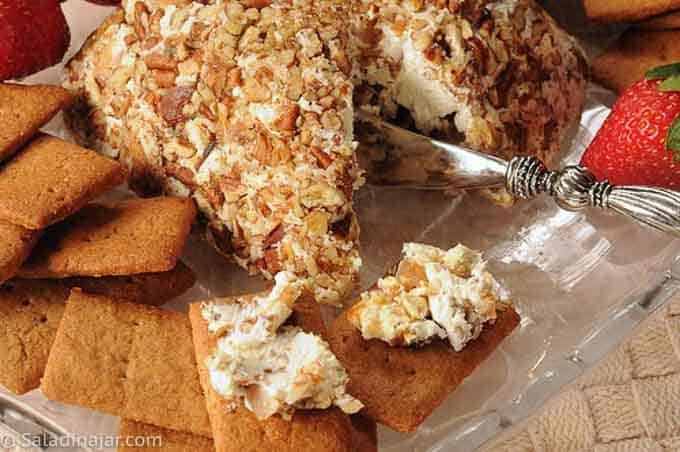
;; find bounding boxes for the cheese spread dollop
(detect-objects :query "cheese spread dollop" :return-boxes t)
[348,243,508,351]
[202,272,363,420]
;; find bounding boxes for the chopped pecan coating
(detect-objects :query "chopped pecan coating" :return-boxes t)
[65,0,362,305]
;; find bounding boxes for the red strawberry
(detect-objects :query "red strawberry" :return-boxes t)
[580,66,680,190]
[0,0,70,81]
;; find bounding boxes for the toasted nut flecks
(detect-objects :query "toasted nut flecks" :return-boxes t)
[65,0,362,306]
[311,147,333,168]
[243,0,272,8]
[144,53,176,70]
[159,86,193,126]
[152,69,176,88]
[273,104,300,131]
[243,79,271,103]
[166,163,197,188]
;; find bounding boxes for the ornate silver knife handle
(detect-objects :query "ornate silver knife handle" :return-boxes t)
[354,112,680,238]
[506,156,680,238]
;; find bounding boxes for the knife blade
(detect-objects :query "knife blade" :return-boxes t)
[355,110,508,190]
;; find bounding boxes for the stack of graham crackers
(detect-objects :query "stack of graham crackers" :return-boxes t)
[0,83,377,451]
[41,290,377,452]
[585,0,680,92]
[0,83,210,449]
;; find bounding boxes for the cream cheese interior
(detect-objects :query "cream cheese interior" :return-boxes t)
[348,243,508,351]
[394,36,462,133]
[350,0,587,164]
[201,272,363,420]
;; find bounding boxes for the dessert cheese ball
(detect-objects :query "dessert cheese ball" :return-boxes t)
[65,0,362,306]
[63,0,587,304]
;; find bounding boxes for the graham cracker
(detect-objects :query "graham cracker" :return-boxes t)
[189,294,358,452]
[0,280,67,395]
[638,9,680,29]
[19,197,197,278]
[592,29,680,93]
[118,421,216,452]
[61,261,195,304]
[0,264,195,395]
[117,415,377,452]
[584,0,680,22]
[0,133,125,230]
[0,83,73,163]
[327,307,521,432]
[41,290,212,436]
[0,221,41,284]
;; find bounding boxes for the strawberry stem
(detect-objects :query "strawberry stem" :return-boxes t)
[665,112,680,162]
[646,63,680,80]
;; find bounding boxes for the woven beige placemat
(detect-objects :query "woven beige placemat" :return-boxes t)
[482,294,680,452]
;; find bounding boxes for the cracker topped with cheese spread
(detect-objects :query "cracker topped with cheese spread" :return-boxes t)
[200,272,363,420]
[330,243,519,432]
[348,243,507,351]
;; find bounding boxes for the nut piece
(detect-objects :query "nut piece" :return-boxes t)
[273,104,299,131]
[244,79,271,103]
[311,147,333,168]
[152,69,176,88]
[254,132,272,164]
[166,163,196,188]
[144,54,176,71]
[243,0,272,8]
[159,86,194,126]
[305,211,328,235]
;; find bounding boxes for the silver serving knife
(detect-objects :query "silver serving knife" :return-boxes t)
[356,111,680,238]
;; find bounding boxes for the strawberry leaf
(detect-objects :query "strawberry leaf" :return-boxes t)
[646,63,680,80]
[665,113,680,162]
[659,75,680,92]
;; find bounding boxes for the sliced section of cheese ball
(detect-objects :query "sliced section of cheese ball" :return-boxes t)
[351,0,588,166]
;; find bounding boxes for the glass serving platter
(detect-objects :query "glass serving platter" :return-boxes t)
[5,1,680,451]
